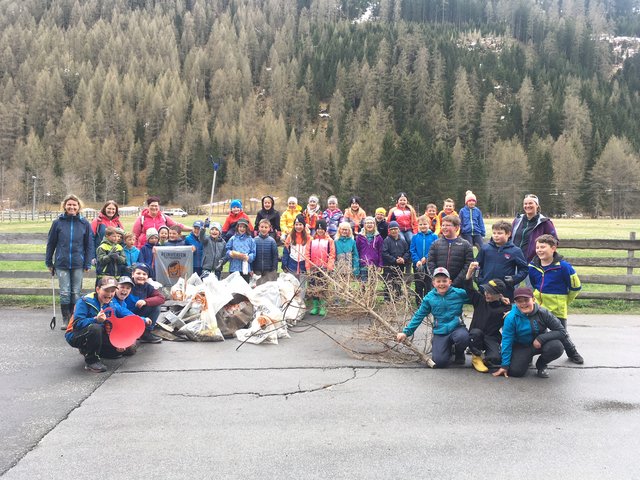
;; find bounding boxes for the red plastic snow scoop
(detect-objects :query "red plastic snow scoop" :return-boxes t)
[107,315,146,349]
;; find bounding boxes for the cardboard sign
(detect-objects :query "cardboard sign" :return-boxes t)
[154,246,193,286]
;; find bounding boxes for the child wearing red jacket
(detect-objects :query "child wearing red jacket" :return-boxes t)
[222,199,253,241]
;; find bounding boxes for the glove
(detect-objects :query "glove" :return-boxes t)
[109,252,120,261]
[504,276,514,287]
[204,218,210,228]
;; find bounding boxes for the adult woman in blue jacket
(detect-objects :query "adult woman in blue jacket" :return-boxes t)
[45,194,94,330]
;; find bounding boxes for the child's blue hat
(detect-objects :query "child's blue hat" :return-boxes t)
[230,199,242,209]
[193,220,203,228]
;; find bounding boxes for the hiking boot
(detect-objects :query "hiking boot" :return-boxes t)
[309,299,319,315]
[568,352,584,364]
[139,331,162,343]
[536,368,550,378]
[471,355,488,373]
[60,304,71,330]
[85,360,107,373]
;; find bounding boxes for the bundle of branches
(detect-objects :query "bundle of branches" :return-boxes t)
[304,263,435,367]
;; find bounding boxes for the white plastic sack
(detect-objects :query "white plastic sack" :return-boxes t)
[235,313,280,345]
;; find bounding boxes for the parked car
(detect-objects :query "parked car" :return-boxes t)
[163,208,188,217]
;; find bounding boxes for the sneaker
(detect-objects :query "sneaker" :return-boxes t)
[122,343,138,356]
[569,352,584,364]
[471,355,489,373]
[85,360,107,373]
[140,331,162,344]
[536,368,550,378]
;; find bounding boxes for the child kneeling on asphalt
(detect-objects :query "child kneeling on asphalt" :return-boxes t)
[396,267,470,368]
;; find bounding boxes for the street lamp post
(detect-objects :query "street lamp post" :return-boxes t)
[31,176,37,220]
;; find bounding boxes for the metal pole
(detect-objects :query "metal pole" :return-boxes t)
[32,176,37,220]
[208,156,220,218]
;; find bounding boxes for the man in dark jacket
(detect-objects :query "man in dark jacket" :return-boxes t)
[382,221,411,300]
[427,215,473,288]
[493,287,567,379]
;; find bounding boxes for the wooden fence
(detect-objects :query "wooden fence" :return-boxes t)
[1,232,639,299]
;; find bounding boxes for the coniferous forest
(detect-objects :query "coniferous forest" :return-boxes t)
[1,0,640,217]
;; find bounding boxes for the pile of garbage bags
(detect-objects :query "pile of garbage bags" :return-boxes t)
[156,272,306,345]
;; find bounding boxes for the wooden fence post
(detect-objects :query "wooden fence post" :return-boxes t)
[628,232,636,293]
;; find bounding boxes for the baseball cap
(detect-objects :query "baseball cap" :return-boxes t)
[482,279,506,295]
[118,276,134,286]
[193,220,203,228]
[432,267,450,278]
[514,287,534,299]
[237,218,250,227]
[98,276,119,289]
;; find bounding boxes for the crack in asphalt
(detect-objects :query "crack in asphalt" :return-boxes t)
[165,367,381,399]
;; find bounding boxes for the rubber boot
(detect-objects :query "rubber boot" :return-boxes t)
[318,300,327,316]
[471,355,489,373]
[309,298,319,315]
[60,304,71,330]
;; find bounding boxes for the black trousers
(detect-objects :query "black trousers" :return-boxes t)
[67,324,120,364]
[413,269,432,306]
[558,318,579,356]
[508,340,564,377]
[468,328,501,366]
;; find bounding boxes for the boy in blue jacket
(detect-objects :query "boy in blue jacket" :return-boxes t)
[459,190,486,250]
[66,276,150,373]
[396,267,470,368]
[410,215,438,306]
[184,220,204,275]
[476,220,529,300]
[252,219,279,285]
[226,218,256,283]
[493,287,567,379]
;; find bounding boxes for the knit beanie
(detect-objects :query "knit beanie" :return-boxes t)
[146,227,159,239]
[230,199,242,209]
[295,214,306,225]
[465,190,477,205]
[375,207,386,215]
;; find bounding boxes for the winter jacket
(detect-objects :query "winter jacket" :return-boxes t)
[305,235,336,271]
[382,235,411,271]
[138,243,156,278]
[46,213,94,271]
[387,206,418,233]
[96,239,126,279]
[91,212,124,253]
[464,278,510,337]
[529,255,581,319]
[500,303,567,368]
[410,230,438,266]
[166,239,186,247]
[427,237,473,288]
[132,209,181,248]
[376,219,389,239]
[511,213,558,262]
[434,210,460,236]
[334,236,360,275]
[356,232,383,268]
[322,208,344,238]
[459,205,486,237]
[344,208,366,234]
[199,230,227,272]
[222,211,253,241]
[65,292,135,342]
[282,232,308,274]
[124,246,140,268]
[403,286,469,337]
[184,232,203,269]
[254,196,281,239]
[426,215,438,233]
[225,232,256,273]
[252,234,278,272]
[130,281,165,311]
[281,205,303,237]
[476,239,529,299]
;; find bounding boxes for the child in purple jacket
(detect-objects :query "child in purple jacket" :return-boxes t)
[356,216,383,282]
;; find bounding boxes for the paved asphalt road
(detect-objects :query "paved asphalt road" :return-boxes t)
[2,310,639,479]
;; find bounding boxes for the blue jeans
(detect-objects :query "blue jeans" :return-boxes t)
[431,326,470,368]
[461,234,484,250]
[400,230,413,245]
[57,268,84,305]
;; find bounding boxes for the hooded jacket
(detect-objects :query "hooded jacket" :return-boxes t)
[225,232,256,273]
[403,286,469,337]
[464,278,510,336]
[427,236,473,288]
[500,303,567,368]
[222,211,253,241]
[281,205,303,237]
[476,239,529,299]
[356,231,383,267]
[410,230,438,266]
[528,254,581,319]
[199,229,227,272]
[282,231,308,274]
[334,236,360,275]
[305,234,336,271]
[132,209,180,248]
[65,292,135,343]
[511,213,557,262]
[254,195,281,238]
[46,213,94,270]
[459,205,486,237]
[387,206,418,233]
[322,208,344,238]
